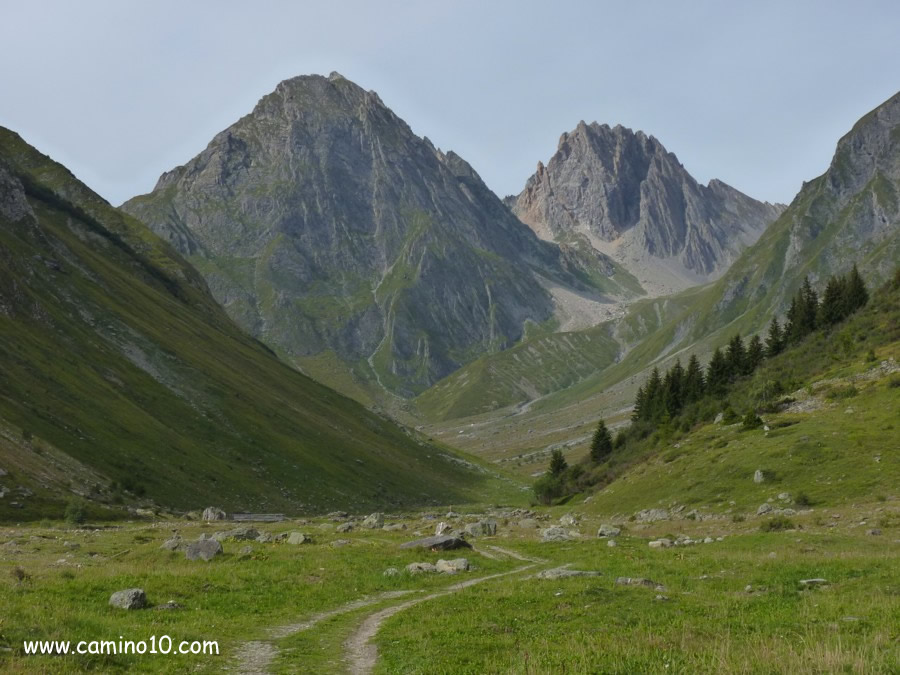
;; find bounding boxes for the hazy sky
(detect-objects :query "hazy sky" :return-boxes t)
[1,1,898,206]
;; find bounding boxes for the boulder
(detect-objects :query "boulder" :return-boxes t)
[362,512,384,529]
[212,527,260,542]
[201,507,226,521]
[383,523,406,532]
[635,508,669,523]
[648,539,672,549]
[435,521,454,536]
[464,520,497,538]
[616,577,665,591]
[753,469,765,484]
[109,588,147,610]
[286,532,312,545]
[757,503,773,515]
[336,522,354,533]
[398,535,472,551]
[185,538,223,561]
[518,518,540,529]
[799,578,828,587]
[255,532,275,543]
[559,513,579,527]
[866,528,882,536]
[597,524,621,538]
[537,567,601,580]
[607,539,617,548]
[383,567,400,577]
[406,562,436,574]
[160,535,185,551]
[435,558,470,574]
[540,527,575,542]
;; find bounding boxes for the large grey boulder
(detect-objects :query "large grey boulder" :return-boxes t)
[362,513,384,529]
[185,538,223,561]
[597,524,621,538]
[160,535,185,551]
[336,522,354,533]
[202,507,226,521]
[109,588,147,609]
[286,532,312,545]
[398,535,472,551]
[540,527,576,542]
[757,503,773,515]
[464,520,498,538]
[435,558,470,574]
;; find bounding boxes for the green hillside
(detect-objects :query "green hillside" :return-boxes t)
[0,128,511,521]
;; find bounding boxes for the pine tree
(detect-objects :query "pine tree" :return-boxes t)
[706,348,729,396]
[785,294,801,344]
[746,334,764,373]
[632,385,646,421]
[590,419,613,463]
[549,449,567,476]
[663,359,685,418]
[683,354,705,404]
[725,334,746,380]
[765,317,784,357]
[843,264,869,315]
[644,368,664,422]
[819,274,847,326]
[800,276,819,335]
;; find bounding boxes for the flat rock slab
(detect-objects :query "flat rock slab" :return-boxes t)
[537,567,602,580]
[398,535,472,551]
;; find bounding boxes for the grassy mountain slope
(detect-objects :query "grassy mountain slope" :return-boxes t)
[0,128,510,521]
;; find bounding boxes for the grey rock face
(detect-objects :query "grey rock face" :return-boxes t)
[202,507,226,521]
[512,122,784,292]
[123,75,622,397]
[185,538,223,561]
[109,588,147,609]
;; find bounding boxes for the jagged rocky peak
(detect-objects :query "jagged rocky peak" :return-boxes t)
[513,120,784,294]
[123,73,629,398]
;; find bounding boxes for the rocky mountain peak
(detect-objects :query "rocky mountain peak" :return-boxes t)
[512,121,784,294]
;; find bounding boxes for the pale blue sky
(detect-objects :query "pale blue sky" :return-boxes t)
[1,0,897,206]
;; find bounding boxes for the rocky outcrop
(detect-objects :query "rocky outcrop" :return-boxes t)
[512,122,784,294]
[122,74,627,397]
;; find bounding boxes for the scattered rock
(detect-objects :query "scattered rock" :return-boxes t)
[703,537,714,544]
[160,536,185,551]
[185,538,223,562]
[648,539,672,549]
[155,601,183,611]
[212,527,260,542]
[406,562,436,574]
[753,469,765,484]
[63,541,80,550]
[286,532,312,545]
[383,567,400,577]
[757,503,773,515]
[616,577,665,591]
[201,507,226,522]
[778,492,792,502]
[327,511,349,521]
[654,594,669,602]
[607,540,617,548]
[866,528,882,536]
[435,522,455,536]
[540,527,576,542]
[255,532,275,543]
[109,588,147,610]
[464,520,498,537]
[518,518,540,529]
[331,539,351,547]
[435,558,470,574]
[318,523,334,532]
[635,508,669,523]
[537,567,601,580]
[238,545,254,556]
[597,524,621,538]
[559,513,579,527]
[399,535,472,551]
[362,513,384,529]
[799,578,828,587]
[336,522,354,533]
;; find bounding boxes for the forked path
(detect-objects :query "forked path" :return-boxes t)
[344,563,538,674]
[232,590,417,674]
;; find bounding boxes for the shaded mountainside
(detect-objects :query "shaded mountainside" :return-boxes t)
[123,73,639,400]
[415,92,900,423]
[512,122,784,294]
[0,127,506,520]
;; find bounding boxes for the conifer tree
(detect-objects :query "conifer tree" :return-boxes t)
[632,385,646,422]
[725,334,747,380]
[644,367,663,422]
[706,347,729,396]
[549,448,567,476]
[800,276,819,335]
[819,274,847,326]
[843,263,869,314]
[663,359,685,417]
[746,334,764,373]
[590,419,613,463]
[785,294,801,344]
[765,316,784,357]
[683,354,705,404]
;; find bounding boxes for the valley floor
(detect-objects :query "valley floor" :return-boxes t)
[1,501,897,674]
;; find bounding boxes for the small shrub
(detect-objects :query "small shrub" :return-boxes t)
[11,566,30,584]
[721,403,740,425]
[866,349,877,362]
[760,516,795,532]
[825,385,858,400]
[64,499,86,525]
[742,412,764,430]
[532,474,563,506]
[794,492,813,507]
